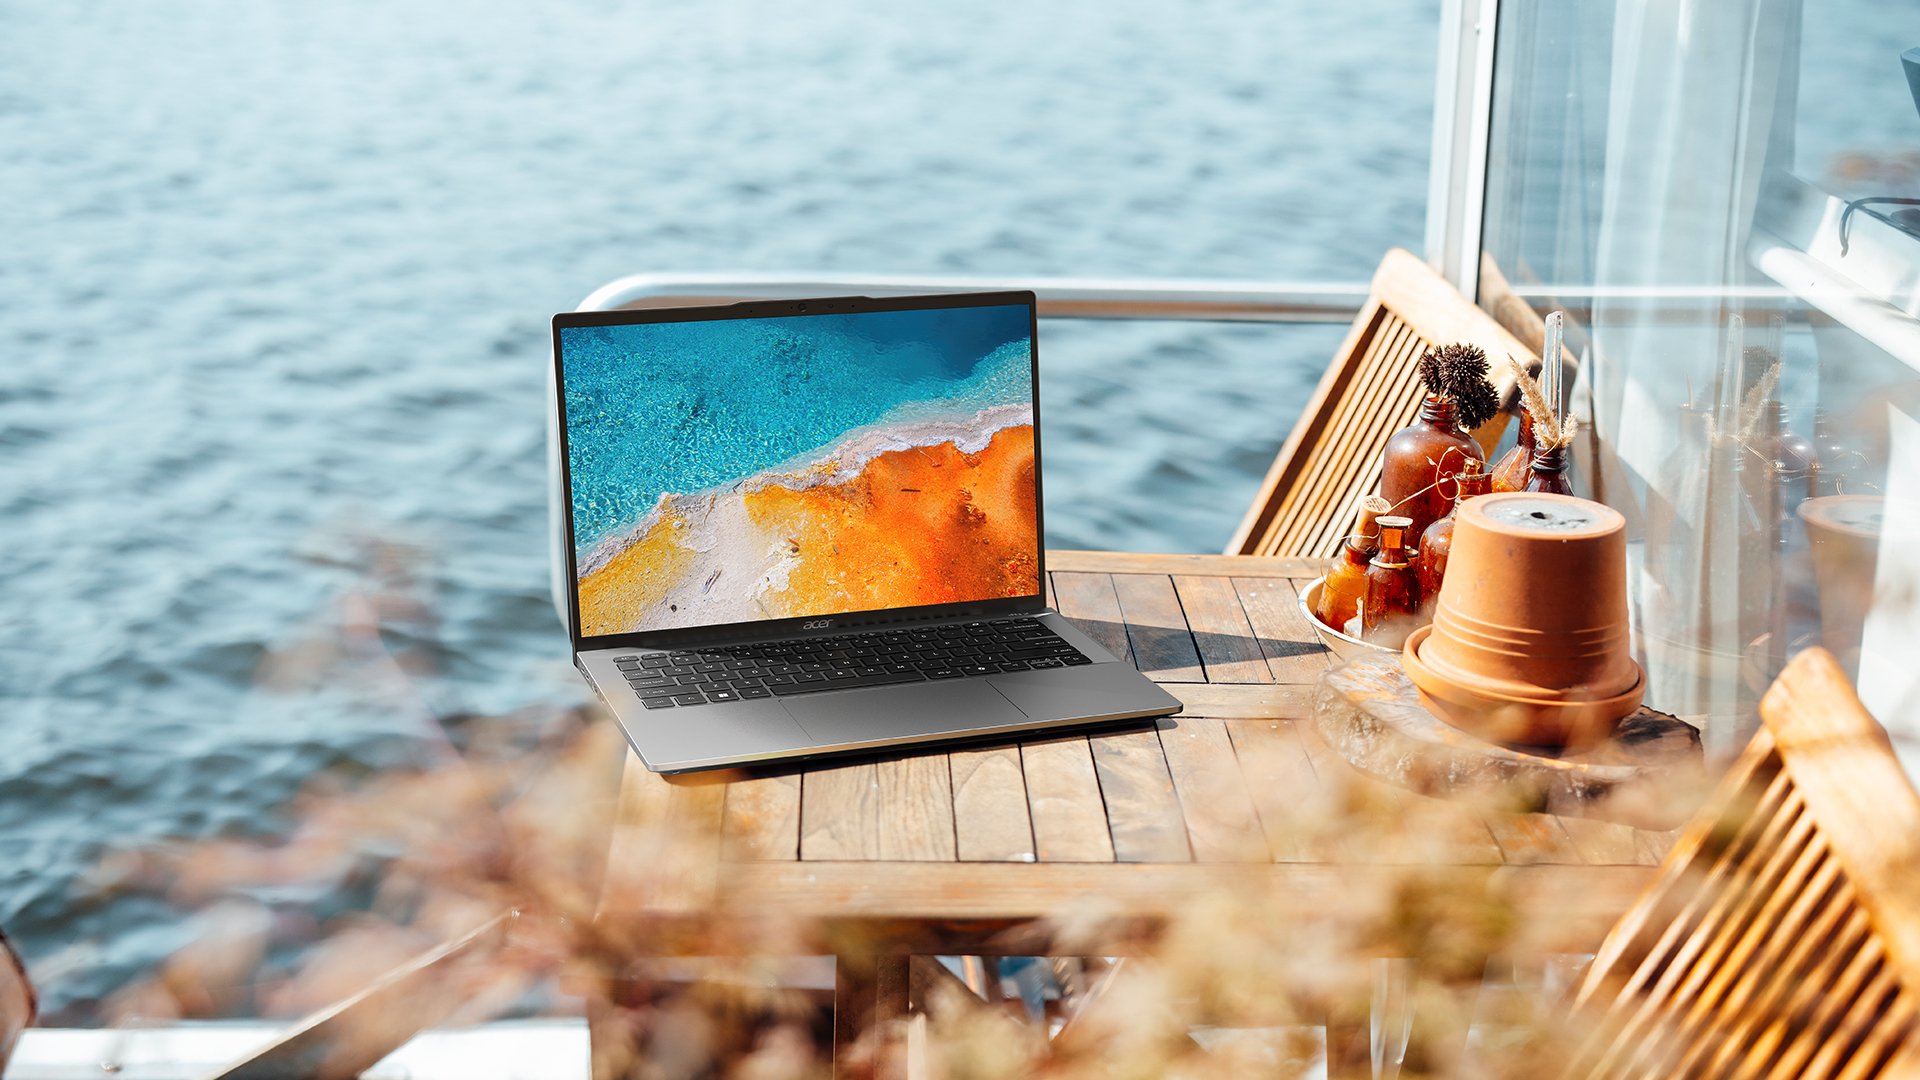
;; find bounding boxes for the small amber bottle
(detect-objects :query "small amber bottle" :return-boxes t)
[1489,408,1535,493]
[1316,495,1390,632]
[1379,395,1486,550]
[1363,516,1421,648]
[1416,460,1491,615]
[1524,445,1574,494]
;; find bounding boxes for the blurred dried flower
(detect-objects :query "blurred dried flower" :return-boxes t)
[62,523,1607,1079]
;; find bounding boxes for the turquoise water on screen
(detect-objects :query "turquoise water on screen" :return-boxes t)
[560,306,1031,556]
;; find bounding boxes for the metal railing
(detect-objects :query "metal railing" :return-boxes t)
[577,271,1372,323]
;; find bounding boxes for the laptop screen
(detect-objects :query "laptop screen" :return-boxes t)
[554,294,1040,641]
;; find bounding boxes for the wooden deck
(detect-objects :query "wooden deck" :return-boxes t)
[598,550,1671,954]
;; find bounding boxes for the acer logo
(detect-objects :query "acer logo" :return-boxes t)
[803,619,833,629]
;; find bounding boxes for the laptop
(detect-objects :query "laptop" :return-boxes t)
[550,290,1182,773]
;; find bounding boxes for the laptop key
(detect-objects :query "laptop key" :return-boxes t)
[672,693,709,706]
[766,669,925,696]
[738,687,772,699]
[706,689,741,703]
[637,684,681,698]
[642,698,676,709]
[1004,646,1077,662]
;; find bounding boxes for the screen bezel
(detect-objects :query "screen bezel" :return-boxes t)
[551,290,1045,651]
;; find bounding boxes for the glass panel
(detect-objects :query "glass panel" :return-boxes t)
[1,1,1431,1020]
[1484,0,1920,767]
[1040,319,1350,553]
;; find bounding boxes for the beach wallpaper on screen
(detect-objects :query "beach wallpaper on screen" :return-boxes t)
[561,305,1039,635]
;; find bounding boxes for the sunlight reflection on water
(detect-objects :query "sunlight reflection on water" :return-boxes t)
[0,0,1433,1016]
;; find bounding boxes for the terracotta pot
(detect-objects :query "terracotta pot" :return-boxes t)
[1402,492,1644,747]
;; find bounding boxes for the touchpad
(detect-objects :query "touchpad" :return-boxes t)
[785,679,1030,747]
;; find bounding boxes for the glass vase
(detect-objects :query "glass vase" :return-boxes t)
[1379,394,1486,550]
[1416,463,1492,616]
[1523,446,1574,495]
[1315,497,1387,632]
[1489,408,1536,493]
[1363,516,1421,648]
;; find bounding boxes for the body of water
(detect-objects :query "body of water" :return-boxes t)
[0,0,1435,1017]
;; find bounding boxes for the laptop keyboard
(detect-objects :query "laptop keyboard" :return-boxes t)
[609,616,1094,709]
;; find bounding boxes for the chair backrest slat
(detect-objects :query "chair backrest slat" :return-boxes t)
[1226,249,1529,560]
[1568,648,1920,1080]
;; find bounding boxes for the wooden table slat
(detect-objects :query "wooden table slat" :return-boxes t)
[1107,574,1206,683]
[599,758,676,914]
[801,762,880,860]
[1484,813,1587,866]
[876,755,959,862]
[1050,572,1135,667]
[1289,715,1423,864]
[664,779,729,902]
[1554,814,1649,867]
[1048,550,1321,579]
[1021,735,1116,862]
[1089,728,1194,863]
[950,745,1037,862]
[1222,719,1337,862]
[716,861,1657,956]
[1232,576,1334,684]
[602,760,728,914]
[1169,682,1311,718]
[722,773,802,861]
[1392,791,1505,866]
[1157,717,1272,863]
[1635,827,1681,865]
[1171,575,1275,685]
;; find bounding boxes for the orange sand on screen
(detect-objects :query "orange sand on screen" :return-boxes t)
[575,424,1039,633]
[745,425,1038,613]
[576,515,695,636]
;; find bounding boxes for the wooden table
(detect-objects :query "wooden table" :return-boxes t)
[595,551,1675,1059]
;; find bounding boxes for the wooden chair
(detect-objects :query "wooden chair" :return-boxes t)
[1224,248,1534,560]
[0,927,35,1078]
[1566,647,1920,1079]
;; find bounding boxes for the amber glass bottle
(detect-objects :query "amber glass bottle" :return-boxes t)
[1316,495,1389,633]
[1523,446,1574,494]
[1416,461,1491,615]
[1489,408,1535,493]
[1380,395,1485,550]
[1363,516,1421,648]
